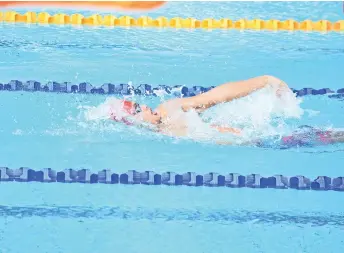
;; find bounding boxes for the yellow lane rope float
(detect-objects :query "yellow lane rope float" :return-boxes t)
[1,11,344,32]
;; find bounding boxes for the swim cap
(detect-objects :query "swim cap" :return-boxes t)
[122,100,137,115]
[110,100,141,125]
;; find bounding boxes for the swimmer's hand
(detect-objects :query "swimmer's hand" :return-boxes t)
[276,80,292,98]
[264,75,292,98]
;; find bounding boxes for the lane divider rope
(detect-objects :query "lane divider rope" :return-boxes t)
[1,11,344,32]
[0,167,343,191]
[0,80,343,98]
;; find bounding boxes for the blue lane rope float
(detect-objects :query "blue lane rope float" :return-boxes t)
[0,80,343,98]
[0,167,343,191]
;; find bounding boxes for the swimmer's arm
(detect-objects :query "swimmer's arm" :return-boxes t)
[136,122,161,133]
[142,121,241,138]
[137,122,179,137]
[216,140,254,146]
[180,75,290,112]
[210,124,241,134]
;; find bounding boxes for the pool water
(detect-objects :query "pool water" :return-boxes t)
[1,1,344,253]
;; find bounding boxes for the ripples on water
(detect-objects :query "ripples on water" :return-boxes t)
[0,205,342,227]
[0,3,343,252]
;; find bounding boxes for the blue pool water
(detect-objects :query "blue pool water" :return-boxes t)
[1,2,344,253]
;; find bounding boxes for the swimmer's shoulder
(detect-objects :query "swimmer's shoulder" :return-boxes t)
[156,123,188,137]
[155,98,184,118]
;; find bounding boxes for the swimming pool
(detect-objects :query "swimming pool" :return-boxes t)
[1,1,344,253]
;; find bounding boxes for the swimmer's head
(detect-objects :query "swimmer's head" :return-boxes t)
[133,104,161,125]
[111,100,161,125]
[122,100,142,115]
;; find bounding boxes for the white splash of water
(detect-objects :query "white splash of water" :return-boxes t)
[199,85,304,143]
[83,97,126,121]
[81,84,304,144]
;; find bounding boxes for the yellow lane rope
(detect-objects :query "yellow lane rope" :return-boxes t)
[1,11,344,32]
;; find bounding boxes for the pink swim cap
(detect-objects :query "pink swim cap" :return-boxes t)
[110,100,141,125]
[122,100,137,115]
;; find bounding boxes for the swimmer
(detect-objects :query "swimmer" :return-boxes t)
[105,75,344,147]
[108,75,290,136]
